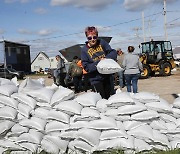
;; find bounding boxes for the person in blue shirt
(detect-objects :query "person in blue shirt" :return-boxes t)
[81,26,117,99]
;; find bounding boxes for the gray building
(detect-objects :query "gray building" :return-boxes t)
[0,40,31,73]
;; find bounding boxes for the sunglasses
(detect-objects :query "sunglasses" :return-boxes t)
[87,36,97,40]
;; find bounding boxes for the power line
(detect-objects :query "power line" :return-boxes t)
[19,11,163,44]
[167,17,180,24]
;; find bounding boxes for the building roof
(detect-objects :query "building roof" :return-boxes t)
[31,52,49,64]
[0,40,30,47]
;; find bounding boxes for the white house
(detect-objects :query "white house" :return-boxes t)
[49,57,57,69]
[31,52,50,72]
[173,47,180,60]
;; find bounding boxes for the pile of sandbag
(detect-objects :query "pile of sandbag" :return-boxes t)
[0,77,180,154]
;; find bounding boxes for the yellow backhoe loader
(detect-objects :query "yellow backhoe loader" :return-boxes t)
[140,40,176,79]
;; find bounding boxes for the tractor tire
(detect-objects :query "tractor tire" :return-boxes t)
[140,65,150,79]
[160,62,171,76]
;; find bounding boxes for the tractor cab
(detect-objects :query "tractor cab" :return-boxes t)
[141,41,173,63]
[140,40,176,79]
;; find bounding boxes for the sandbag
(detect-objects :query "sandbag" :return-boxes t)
[97,58,122,74]
[51,86,75,106]
[75,92,102,107]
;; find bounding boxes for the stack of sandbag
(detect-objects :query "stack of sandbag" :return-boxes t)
[1,77,180,154]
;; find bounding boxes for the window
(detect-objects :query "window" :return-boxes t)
[34,66,40,69]
[8,47,11,56]
[16,48,21,54]
[24,49,27,55]
[164,42,172,51]
[38,57,44,60]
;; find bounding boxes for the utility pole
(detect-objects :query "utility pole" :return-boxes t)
[147,19,152,41]
[142,11,146,42]
[164,0,168,40]
[133,27,142,38]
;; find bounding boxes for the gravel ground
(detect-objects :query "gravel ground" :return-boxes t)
[25,69,180,104]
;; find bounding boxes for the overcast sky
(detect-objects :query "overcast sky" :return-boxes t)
[0,0,180,60]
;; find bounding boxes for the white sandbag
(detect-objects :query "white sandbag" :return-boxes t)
[73,107,100,121]
[18,142,38,153]
[11,93,37,109]
[0,106,17,120]
[11,123,29,134]
[176,118,180,128]
[115,115,131,121]
[0,147,7,154]
[18,77,45,93]
[45,121,69,133]
[150,119,167,130]
[131,92,160,103]
[123,120,146,131]
[0,95,18,109]
[16,129,44,144]
[127,124,154,141]
[0,84,18,96]
[107,92,134,107]
[75,92,102,107]
[0,104,4,108]
[18,103,32,118]
[30,107,50,120]
[131,110,159,121]
[41,138,59,154]
[0,77,15,85]
[161,128,180,135]
[145,101,172,113]
[170,140,180,149]
[69,120,89,130]
[134,138,152,152]
[0,139,25,150]
[152,129,170,148]
[43,135,69,153]
[88,116,118,130]
[96,99,108,112]
[116,121,126,130]
[167,134,180,141]
[165,122,177,130]
[97,136,134,151]
[47,109,70,124]
[118,104,147,115]
[36,101,51,109]
[53,100,83,115]
[26,87,54,103]
[76,128,101,146]
[17,113,26,120]
[97,58,122,74]
[0,120,15,135]
[10,150,35,154]
[19,117,46,131]
[68,139,94,153]
[150,144,169,151]
[100,129,127,140]
[51,86,75,106]
[45,83,59,91]
[159,113,177,123]
[173,97,180,108]
[60,130,77,139]
[104,108,119,117]
[172,108,180,118]
[11,77,19,86]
